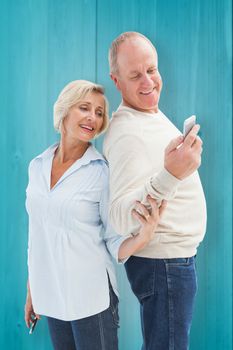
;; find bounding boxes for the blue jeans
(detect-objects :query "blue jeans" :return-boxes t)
[125,256,197,350]
[47,283,119,350]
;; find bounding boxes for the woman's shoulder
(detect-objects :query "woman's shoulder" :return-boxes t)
[86,146,109,184]
[28,143,57,171]
[88,145,108,168]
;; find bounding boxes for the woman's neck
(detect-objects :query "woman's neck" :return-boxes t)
[55,137,90,164]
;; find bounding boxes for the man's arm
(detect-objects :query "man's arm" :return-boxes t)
[99,167,167,261]
[105,125,202,236]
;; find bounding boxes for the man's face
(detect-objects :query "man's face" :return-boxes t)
[111,37,162,114]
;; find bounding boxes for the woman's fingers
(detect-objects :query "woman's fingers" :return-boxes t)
[159,200,167,217]
[132,209,147,224]
[25,297,38,328]
[25,309,34,327]
[133,197,167,225]
[147,196,159,219]
[135,201,151,220]
[25,315,30,328]
[25,310,40,328]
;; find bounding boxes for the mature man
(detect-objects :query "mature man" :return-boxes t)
[103,32,207,350]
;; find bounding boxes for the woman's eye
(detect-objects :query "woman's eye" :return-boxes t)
[79,106,88,111]
[96,111,103,117]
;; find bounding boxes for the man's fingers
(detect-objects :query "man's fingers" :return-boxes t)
[165,135,184,154]
[183,124,200,147]
[192,135,203,151]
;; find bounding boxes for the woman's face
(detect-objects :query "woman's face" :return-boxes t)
[62,91,105,142]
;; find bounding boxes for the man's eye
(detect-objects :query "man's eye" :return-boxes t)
[148,68,157,74]
[130,75,139,80]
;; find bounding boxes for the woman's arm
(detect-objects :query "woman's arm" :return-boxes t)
[24,280,40,328]
[100,166,167,262]
[118,196,167,260]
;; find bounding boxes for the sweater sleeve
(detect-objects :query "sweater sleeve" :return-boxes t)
[104,133,181,236]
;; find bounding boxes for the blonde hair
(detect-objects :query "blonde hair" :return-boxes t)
[53,80,109,135]
[109,31,156,75]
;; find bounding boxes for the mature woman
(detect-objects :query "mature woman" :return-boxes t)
[24,80,166,350]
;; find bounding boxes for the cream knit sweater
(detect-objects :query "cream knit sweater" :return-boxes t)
[103,104,207,258]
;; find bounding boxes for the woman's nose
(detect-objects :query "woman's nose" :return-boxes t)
[87,110,95,121]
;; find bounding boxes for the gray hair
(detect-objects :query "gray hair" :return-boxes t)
[53,80,109,135]
[109,31,156,75]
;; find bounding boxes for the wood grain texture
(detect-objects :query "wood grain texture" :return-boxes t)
[0,0,232,349]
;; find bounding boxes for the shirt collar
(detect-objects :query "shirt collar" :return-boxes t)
[35,142,106,165]
[36,142,106,192]
[116,102,161,117]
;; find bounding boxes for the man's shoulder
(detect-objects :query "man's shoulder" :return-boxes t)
[112,104,144,121]
[106,106,143,136]
[104,115,142,150]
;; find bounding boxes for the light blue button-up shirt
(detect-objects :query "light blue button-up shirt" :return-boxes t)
[26,143,129,321]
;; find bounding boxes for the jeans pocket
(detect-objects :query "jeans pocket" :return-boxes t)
[125,256,155,302]
[165,256,198,298]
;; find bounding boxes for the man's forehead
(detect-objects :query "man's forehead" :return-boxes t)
[118,42,157,67]
[119,36,157,54]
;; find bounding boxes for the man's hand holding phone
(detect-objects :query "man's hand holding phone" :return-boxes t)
[164,115,203,180]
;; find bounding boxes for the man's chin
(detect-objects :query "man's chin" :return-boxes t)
[140,100,159,113]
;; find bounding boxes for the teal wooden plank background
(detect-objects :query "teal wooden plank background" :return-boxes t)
[0,0,232,349]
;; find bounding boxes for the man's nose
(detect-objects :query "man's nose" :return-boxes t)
[141,74,154,87]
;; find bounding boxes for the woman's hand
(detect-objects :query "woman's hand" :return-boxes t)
[132,195,167,245]
[24,284,40,328]
[118,196,167,260]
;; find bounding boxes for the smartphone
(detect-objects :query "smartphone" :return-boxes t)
[29,318,38,334]
[183,115,196,138]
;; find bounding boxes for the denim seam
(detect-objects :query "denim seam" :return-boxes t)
[98,313,106,350]
[109,286,120,327]
[110,306,120,328]
[165,262,175,350]
[164,258,191,266]
[153,259,156,293]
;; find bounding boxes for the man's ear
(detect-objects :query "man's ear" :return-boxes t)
[110,73,121,91]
